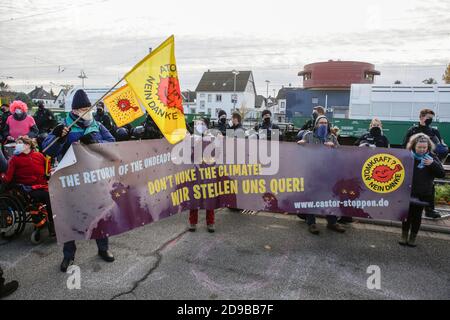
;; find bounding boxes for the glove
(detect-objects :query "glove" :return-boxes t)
[52,124,70,138]
[79,133,97,145]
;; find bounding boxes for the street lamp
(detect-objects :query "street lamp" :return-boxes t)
[265,80,270,98]
[232,70,239,112]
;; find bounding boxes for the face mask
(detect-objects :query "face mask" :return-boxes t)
[425,118,433,126]
[15,109,24,116]
[76,110,93,121]
[370,127,382,137]
[317,124,328,139]
[97,109,104,114]
[14,143,25,155]
[196,124,207,134]
[38,105,45,109]
[263,117,271,124]
[312,111,319,120]
[220,117,227,124]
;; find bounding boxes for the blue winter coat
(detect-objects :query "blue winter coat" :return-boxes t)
[43,114,115,161]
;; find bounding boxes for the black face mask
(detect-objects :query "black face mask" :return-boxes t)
[220,118,226,124]
[38,105,45,110]
[370,127,382,137]
[425,118,433,127]
[263,117,271,124]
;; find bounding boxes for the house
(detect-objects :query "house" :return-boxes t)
[28,86,56,107]
[54,88,71,109]
[181,90,197,114]
[255,95,266,109]
[195,70,257,119]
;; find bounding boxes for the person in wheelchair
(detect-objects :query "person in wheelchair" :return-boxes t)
[0,136,55,237]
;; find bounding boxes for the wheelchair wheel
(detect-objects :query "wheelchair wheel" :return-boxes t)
[0,194,27,239]
[31,229,42,244]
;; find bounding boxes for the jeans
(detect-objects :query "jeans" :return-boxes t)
[63,238,109,260]
[306,214,338,226]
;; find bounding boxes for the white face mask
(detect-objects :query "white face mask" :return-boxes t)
[76,110,93,121]
[196,124,207,134]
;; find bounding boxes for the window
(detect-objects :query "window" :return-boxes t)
[208,94,212,102]
[191,108,196,114]
[200,94,205,98]
[312,98,319,104]
[231,94,238,103]
[280,101,286,109]
[216,94,222,102]
[207,108,212,115]
[200,101,205,109]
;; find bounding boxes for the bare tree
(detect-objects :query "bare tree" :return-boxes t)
[0,82,10,92]
[443,64,450,84]
[422,78,437,85]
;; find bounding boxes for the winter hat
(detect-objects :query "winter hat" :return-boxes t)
[10,100,28,114]
[262,109,272,118]
[218,110,227,118]
[315,115,328,126]
[72,89,91,110]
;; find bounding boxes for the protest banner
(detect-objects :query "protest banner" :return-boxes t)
[49,138,413,243]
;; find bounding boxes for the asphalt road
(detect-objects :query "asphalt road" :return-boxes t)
[1,209,449,300]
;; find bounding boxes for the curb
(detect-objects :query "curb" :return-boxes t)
[355,218,450,235]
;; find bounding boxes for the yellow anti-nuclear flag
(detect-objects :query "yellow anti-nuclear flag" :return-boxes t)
[103,84,144,127]
[125,35,186,144]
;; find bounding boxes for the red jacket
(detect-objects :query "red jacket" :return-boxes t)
[1,151,48,188]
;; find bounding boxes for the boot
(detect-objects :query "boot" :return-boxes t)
[207,224,215,233]
[399,230,409,246]
[327,223,346,233]
[60,258,74,273]
[98,250,115,262]
[407,233,418,247]
[308,224,320,235]
[0,276,19,299]
[188,224,197,232]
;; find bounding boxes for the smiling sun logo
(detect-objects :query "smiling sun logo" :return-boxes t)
[362,154,405,194]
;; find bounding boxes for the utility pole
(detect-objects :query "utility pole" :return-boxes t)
[265,80,270,97]
[232,70,239,112]
[78,70,87,88]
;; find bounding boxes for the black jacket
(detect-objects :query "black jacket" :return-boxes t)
[0,147,7,173]
[34,108,56,133]
[355,133,389,148]
[215,121,230,136]
[411,154,445,197]
[142,115,163,139]
[301,119,314,131]
[94,112,114,132]
[254,121,282,141]
[0,111,11,138]
[403,124,442,147]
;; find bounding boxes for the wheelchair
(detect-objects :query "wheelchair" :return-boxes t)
[0,184,51,244]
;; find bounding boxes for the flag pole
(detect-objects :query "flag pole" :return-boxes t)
[42,76,125,153]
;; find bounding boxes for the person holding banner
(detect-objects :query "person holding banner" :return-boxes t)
[189,117,216,233]
[215,110,230,136]
[401,133,445,247]
[355,118,390,148]
[42,89,116,272]
[297,115,346,235]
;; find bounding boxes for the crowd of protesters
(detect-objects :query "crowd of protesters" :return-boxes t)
[0,92,447,298]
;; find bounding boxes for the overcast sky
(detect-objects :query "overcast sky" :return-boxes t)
[0,0,449,95]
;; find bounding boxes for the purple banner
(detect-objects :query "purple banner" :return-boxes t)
[49,138,413,243]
